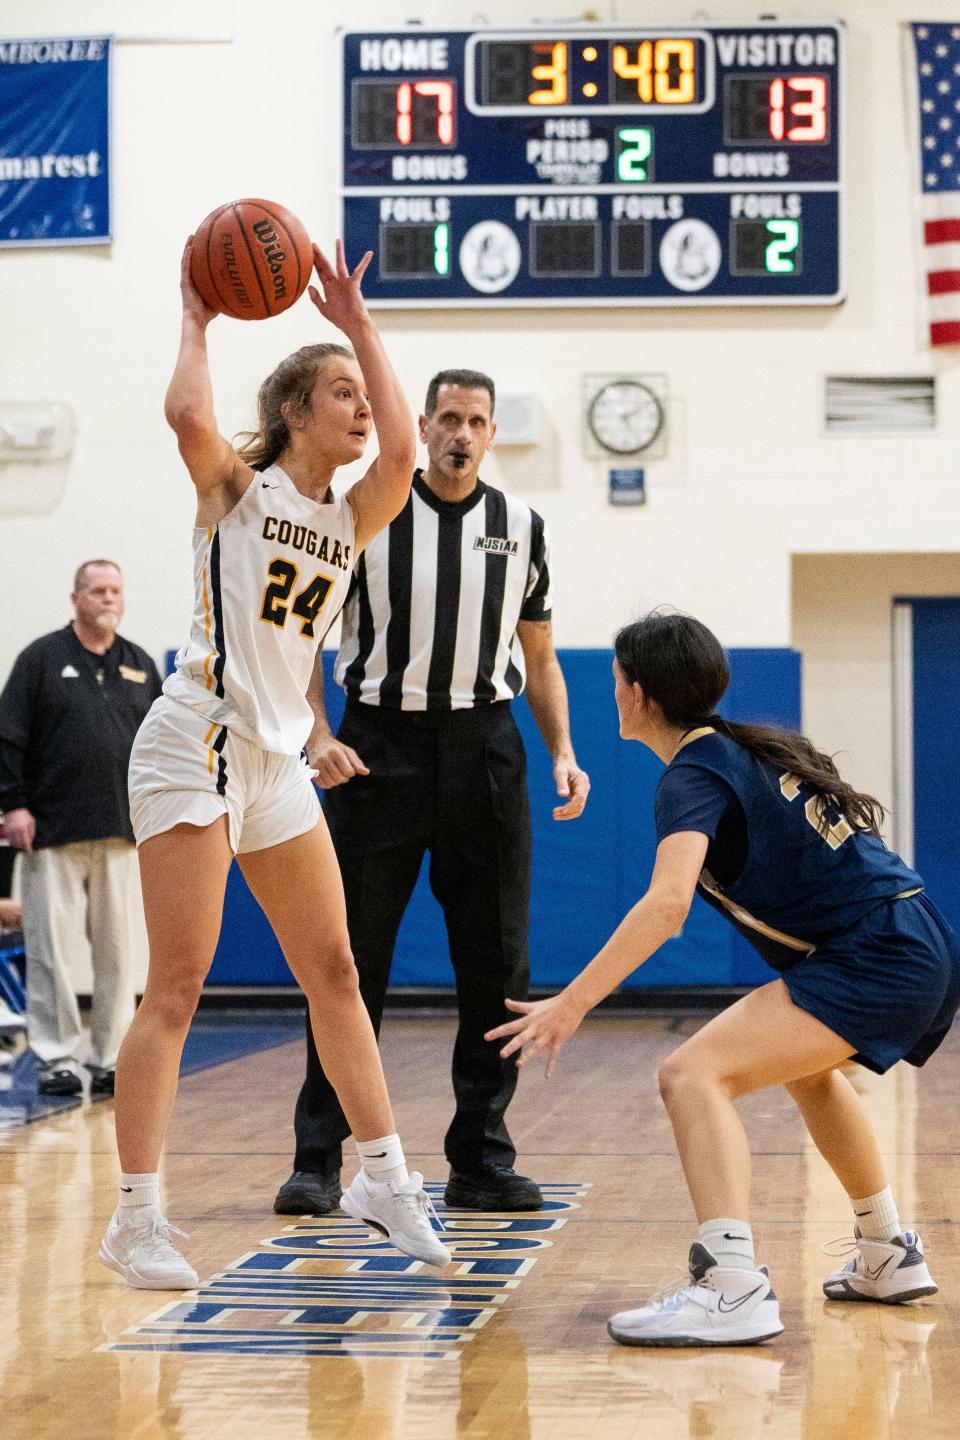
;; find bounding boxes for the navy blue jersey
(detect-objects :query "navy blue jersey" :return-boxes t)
[654,728,924,970]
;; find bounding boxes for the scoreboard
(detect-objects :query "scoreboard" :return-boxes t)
[339,24,844,308]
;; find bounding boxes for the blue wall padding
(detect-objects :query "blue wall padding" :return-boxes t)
[910,600,960,936]
[208,647,800,989]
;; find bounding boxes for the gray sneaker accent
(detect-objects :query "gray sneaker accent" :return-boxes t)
[893,1236,926,1269]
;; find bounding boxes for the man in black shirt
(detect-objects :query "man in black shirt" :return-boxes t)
[274,369,590,1215]
[0,560,161,1094]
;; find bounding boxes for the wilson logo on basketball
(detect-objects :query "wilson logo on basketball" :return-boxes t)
[252,219,288,303]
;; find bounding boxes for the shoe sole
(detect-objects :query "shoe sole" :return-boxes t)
[273,1194,342,1216]
[823,1279,939,1304]
[340,1191,451,1268]
[608,1319,784,1347]
[98,1237,198,1291]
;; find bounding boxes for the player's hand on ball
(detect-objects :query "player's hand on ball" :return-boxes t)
[309,736,370,788]
[309,240,373,334]
[180,238,219,327]
[486,993,586,1077]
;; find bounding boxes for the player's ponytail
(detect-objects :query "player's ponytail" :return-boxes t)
[234,343,354,470]
[614,610,885,835]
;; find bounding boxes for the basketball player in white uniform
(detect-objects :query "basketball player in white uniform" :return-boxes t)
[99,238,450,1289]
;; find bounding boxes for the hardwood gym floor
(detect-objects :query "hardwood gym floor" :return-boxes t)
[1,1012,956,1439]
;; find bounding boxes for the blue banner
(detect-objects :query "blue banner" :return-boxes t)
[0,35,110,247]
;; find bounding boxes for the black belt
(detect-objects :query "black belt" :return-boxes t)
[344,697,513,735]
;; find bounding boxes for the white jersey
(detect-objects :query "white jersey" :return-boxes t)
[163,463,356,754]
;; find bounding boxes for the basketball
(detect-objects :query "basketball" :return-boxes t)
[190,198,313,320]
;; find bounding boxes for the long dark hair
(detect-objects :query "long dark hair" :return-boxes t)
[614,610,885,835]
[234,343,354,470]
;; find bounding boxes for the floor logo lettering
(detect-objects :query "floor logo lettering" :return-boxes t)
[100,1183,589,1359]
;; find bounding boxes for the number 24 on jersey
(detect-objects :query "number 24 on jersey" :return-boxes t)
[260,559,334,639]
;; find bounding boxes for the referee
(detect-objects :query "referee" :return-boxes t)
[275,368,590,1215]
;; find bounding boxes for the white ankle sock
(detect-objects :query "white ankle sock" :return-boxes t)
[699,1218,756,1270]
[356,1134,409,1186]
[851,1187,900,1242]
[118,1172,161,1218]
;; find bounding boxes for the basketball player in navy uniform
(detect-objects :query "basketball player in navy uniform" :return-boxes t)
[99,239,450,1290]
[274,368,590,1218]
[489,610,960,1346]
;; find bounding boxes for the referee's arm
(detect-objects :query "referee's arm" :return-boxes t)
[517,619,590,821]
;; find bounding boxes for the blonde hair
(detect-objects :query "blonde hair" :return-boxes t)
[234,343,354,470]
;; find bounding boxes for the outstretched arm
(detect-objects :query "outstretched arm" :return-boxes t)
[517,619,590,820]
[165,239,252,499]
[486,830,708,1075]
[308,242,416,553]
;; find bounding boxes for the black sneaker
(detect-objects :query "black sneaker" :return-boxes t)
[88,1066,116,1096]
[36,1062,82,1096]
[444,1165,542,1211]
[273,1170,342,1215]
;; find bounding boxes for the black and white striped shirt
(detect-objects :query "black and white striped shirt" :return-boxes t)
[336,471,552,711]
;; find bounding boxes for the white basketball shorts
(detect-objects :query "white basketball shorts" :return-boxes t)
[128,697,320,854]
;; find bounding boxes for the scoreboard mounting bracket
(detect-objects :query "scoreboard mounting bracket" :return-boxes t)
[340,22,844,308]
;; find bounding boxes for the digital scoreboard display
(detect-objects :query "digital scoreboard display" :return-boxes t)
[340,25,843,307]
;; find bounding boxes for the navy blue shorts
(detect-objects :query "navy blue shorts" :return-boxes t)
[780,893,960,1074]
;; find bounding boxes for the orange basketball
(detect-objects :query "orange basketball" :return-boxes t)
[190,199,314,320]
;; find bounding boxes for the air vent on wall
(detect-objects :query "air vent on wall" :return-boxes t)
[824,376,936,433]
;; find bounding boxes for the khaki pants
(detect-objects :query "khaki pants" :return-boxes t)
[19,840,139,1068]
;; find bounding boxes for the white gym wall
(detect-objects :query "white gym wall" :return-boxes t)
[2,0,958,813]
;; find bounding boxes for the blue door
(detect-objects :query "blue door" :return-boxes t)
[906,598,960,933]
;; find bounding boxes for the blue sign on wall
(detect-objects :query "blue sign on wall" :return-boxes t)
[0,35,111,247]
[340,24,843,307]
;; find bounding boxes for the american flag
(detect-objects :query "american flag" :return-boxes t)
[908,23,960,345]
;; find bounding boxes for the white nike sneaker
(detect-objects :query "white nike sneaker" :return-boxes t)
[823,1230,938,1304]
[340,1170,452,1267]
[608,1244,783,1347]
[98,1208,199,1290]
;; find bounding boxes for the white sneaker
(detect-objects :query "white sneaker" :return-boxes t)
[340,1170,452,1267]
[98,1208,199,1290]
[823,1230,938,1304]
[608,1244,784,1347]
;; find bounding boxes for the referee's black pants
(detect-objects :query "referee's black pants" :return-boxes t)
[294,699,532,1176]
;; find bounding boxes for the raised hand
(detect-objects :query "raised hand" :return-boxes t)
[308,239,373,337]
[180,237,219,327]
